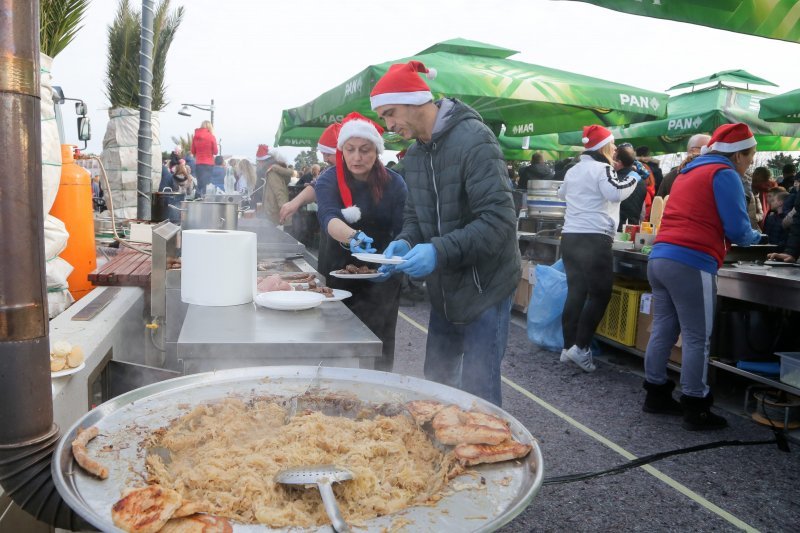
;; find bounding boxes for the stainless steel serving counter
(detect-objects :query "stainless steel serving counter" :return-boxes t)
[717,265,800,312]
[177,300,381,373]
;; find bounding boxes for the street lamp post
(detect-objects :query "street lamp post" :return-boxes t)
[178,98,215,125]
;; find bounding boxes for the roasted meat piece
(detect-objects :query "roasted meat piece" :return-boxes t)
[432,405,511,445]
[405,400,446,425]
[71,426,109,479]
[111,485,182,533]
[454,440,532,466]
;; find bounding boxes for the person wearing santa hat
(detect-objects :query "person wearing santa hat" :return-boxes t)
[279,122,341,225]
[371,61,520,406]
[314,112,407,372]
[644,123,761,431]
[557,125,639,373]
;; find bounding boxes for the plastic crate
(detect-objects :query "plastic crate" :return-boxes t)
[777,352,800,389]
[596,281,650,346]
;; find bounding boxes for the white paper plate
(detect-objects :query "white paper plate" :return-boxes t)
[611,240,635,250]
[51,362,85,378]
[352,253,406,265]
[254,291,326,311]
[329,270,382,279]
[322,289,352,302]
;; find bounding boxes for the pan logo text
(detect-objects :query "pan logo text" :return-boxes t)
[620,94,661,111]
[668,117,703,131]
[344,77,363,97]
[511,123,535,135]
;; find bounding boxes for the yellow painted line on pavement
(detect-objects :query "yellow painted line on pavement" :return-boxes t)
[397,311,759,533]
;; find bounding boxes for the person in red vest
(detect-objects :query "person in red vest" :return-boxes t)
[642,123,761,431]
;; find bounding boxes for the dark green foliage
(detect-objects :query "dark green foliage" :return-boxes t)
[105,0,184,111]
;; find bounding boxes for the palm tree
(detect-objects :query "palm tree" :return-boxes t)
[40,0,91,58]
[171,133,193,155]
[105,0,184,111]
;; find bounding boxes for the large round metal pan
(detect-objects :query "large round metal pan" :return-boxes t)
[52,366,543,532]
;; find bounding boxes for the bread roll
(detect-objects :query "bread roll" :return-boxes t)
[51,355,67,372]
[52,340,72,358]
[67,345,85,368]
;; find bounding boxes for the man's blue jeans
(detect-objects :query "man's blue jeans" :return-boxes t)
[423,293,513,406]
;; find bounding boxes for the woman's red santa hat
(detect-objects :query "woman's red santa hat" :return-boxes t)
[701,123,756,154]
[370,60,437,110]
[317,123,342,155]
[256,144,270,160]
[336,112,385,224]
[581,125,614,151]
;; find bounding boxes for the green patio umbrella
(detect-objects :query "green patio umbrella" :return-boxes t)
[499,132,582,161]
[274,117,579,161]
[758,88,800,123]
[667,69,778,91]
[566,0,800,44]
[275,38,668,144]
[558,85,800,153]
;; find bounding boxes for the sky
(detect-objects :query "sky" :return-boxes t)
[52,0,800,163]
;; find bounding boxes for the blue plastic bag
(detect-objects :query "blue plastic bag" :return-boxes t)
[527,259,567,352]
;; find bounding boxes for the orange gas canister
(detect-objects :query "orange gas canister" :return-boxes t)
[49,145,97,301]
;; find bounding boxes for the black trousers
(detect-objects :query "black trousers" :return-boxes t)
[560,233,614,349]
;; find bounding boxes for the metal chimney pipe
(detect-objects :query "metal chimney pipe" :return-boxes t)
[136,0,155,220]
[0,1,89,529]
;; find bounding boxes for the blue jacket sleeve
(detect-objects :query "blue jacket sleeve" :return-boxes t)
[314,168,343,233]
[712,168,762,246]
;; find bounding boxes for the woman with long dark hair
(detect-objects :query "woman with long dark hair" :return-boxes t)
[557,125,639,372]
[315,112,407,371]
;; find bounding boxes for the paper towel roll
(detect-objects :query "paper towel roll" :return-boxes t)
[181,229,256,306]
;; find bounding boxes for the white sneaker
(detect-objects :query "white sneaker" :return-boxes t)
[565,345,596,373]
[560,349,569,363]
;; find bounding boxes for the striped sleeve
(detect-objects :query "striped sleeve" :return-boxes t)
[598,164,637,202]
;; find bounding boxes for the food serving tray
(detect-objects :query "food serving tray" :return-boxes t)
[52,366,543,532]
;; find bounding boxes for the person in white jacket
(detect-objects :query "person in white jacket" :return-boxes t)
[557,125,638,372]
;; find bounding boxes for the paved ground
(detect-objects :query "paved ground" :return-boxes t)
[391,293,799,533]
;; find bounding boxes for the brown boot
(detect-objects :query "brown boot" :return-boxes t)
[642,380,682,415]
[680,394,728,431]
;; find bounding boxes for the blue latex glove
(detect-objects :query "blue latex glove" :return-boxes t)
[349,231,376,254]
[383,240,410,258]
[395,243,437,278]
[375,240,411,279]
[368,266,394,283]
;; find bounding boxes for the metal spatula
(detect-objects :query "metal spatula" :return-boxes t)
[275,464,354,533]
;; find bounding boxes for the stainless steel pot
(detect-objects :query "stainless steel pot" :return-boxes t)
[51,366,543,532]
[527,179,566,218]
[170,200,245,230]
[151,187,185,224]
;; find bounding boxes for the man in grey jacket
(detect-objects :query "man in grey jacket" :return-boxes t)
[371,61,521,406]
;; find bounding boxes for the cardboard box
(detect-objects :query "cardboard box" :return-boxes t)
[512,260,536,313]
[635,293,682,365]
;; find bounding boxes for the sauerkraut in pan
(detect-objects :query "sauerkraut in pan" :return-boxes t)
[146,398,454,528]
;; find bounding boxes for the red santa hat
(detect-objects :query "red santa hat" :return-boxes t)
[702,123,756,155]
[581,125,614,151]
[317,123,342,155]
[336,112,385,224]
[370,60,437,110]
[256,144,270,160]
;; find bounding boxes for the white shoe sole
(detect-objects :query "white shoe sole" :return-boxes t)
[560,349,569,363]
